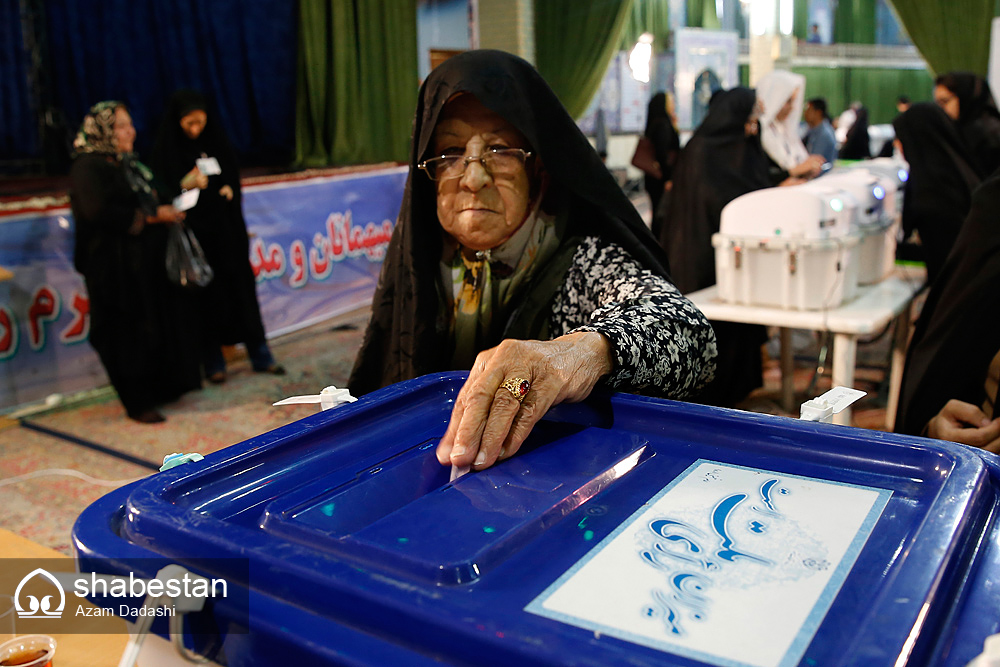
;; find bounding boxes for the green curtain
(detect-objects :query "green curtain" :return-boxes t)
[617,0,671,51]
[295,0,417,167]
[793,0,810,40]
[685,0,721,29]
[792,66,934,124]
[887,0,994,75]
[834,0,877,44]
[534,0,636,119]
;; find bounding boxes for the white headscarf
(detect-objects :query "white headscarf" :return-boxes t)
[756,70,809,171]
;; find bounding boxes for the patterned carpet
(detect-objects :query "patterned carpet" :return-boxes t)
[0,300,897,555]
[0,307,369,554]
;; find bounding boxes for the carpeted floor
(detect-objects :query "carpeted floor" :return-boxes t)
[0,301,899,555]
[0,307,369,554]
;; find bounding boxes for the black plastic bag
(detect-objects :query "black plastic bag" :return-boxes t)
[165,223,214,289]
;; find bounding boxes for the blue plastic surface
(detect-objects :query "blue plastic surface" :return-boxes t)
[73,373,1000,666]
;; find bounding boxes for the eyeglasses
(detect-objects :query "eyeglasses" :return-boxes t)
[418,147,532,181]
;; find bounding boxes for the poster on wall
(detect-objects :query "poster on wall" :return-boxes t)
[674,29,739,132]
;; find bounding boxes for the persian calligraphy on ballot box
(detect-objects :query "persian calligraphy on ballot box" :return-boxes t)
[74,373,1000,666]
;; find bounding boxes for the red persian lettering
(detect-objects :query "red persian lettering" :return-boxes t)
[28,285,61,351]
[0,306,17,360]
[324,210,394,262]
[309,232,332,280]
[289,240,308,288]
[59,291,91,343]
[249,238,286,281]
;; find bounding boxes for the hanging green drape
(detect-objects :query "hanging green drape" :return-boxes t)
[295,0,417,167]
[834,0,877,44]
[793,0,810,40]
[534,0,635,119]
[887,0,994,75]
[617,0,671,52]
[684,0,721,29]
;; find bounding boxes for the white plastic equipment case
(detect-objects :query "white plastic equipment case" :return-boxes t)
[815,169,896,285]
[855,157,908,224]
[713,187,860,311]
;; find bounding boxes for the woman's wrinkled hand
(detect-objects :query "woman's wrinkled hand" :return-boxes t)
[926,399,1000,452]
[219,185,234,201]
[436,332,613,472]
[180,167,209,191]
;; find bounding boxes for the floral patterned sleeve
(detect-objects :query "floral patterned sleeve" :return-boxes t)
[550,236,717,397]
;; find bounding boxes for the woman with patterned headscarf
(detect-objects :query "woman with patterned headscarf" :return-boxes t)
[69,101,202,423]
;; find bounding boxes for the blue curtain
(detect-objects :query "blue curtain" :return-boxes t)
[43,0,297,166]
[1,0,38,160]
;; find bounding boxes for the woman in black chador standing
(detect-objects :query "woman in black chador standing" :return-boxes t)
[152,90,283,382]
[643,91,680,238]
[892,102,981,283]
[70,101,202,423]
[659,88,774,408]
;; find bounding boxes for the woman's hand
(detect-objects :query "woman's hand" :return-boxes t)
[180,167,209,191]
[148,205,185,224]
[778,176,807,187]
[219,185,234,201]
[926,399,1000,452]
[788,155,824,179]
[436,332,613,472]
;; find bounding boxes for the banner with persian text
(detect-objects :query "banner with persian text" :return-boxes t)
[0,166,406,411]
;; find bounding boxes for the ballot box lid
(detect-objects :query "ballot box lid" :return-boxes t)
[73,373,1000,667]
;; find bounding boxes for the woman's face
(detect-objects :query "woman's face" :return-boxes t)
[431,95,534,251]
[113,107,136,153]
[180,110,208,140]
[775,91,797,122]
[933,84,960,120]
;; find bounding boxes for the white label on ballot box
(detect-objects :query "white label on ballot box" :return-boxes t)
[526,460,891,667]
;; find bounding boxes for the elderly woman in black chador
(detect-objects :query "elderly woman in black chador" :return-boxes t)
[70,101,202,423]
[934,71,1000,177]
[349,50,717,472]
[151,90,283,383]
[892,102,981,283]
[658,87,771,408]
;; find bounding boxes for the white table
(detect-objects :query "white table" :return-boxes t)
[687,272,925,426]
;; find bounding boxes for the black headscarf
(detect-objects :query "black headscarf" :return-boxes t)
[936,71,1000,177]
[644,92,681,225]
[838,105,870,160]
[348,50,670,395]
[660,87,771,295]
[893,102,981,282]
[895,167,1000,435]
[151,90,241,201]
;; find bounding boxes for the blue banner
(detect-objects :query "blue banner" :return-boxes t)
[0,167,407,411]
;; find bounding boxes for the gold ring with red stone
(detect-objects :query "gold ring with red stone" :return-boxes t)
[500,377,530,403]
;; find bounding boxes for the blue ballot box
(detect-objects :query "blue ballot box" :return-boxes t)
[73,373,1000,666]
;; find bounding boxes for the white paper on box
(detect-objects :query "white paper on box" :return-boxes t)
[196,156,222,175]
[525,460,891,667]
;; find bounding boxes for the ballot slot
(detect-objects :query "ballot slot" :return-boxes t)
[260,422,654,585]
